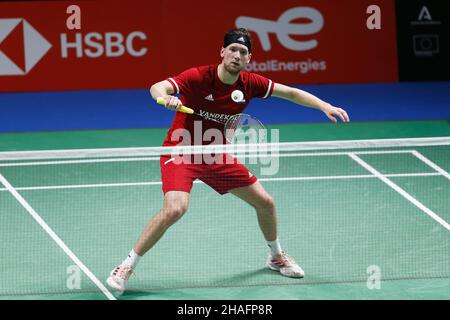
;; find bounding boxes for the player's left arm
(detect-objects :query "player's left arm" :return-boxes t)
[271,83,350,123]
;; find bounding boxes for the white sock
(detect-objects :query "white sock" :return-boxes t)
[267,238,283,257]
[122,249,141,269]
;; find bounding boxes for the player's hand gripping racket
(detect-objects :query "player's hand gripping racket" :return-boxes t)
[157,97,266,143]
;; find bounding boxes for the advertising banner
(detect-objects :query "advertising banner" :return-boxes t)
[0,0,398,92]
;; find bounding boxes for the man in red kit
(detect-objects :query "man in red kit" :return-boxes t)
[107,28,349,292]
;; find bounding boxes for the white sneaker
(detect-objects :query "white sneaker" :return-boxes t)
[266,251,305,278]
[106,264,134,293]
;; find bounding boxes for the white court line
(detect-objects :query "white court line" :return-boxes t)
[411,150,450,180]
[276,150,416,156]
[255,150,416,158]
[0,174,116,300]
[0,181,164,191]
[0,150,418,167]
[0,172,442,192]
[0,157,160,167]
[258,172,442,182]
[348,153,450,232]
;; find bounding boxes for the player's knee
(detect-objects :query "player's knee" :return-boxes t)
[255,195,275,211]
[163,204,188,224]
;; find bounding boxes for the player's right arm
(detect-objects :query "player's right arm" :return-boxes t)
[272,83,349,123]
[150,80,182,110]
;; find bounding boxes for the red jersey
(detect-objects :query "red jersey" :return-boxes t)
[164,64,274,147]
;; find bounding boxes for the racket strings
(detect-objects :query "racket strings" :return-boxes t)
[225,114,242,131]
[224,114,266,143]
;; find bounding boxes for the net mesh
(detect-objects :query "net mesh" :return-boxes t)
[1,137,450,297]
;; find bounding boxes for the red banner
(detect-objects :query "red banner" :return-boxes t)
[0,0,397,92]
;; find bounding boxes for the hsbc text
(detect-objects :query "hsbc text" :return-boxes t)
[60,31,147,58]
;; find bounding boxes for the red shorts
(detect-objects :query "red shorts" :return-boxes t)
[160,154,257,195]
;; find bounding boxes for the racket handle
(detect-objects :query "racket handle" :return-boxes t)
[156,97,194,114]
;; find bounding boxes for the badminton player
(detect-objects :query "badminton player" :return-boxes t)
[107,28,349,292]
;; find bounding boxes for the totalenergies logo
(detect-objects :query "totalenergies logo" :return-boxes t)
[0,18,52,76]
[236,7,324,51]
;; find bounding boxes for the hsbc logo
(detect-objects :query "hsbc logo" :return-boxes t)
[0,18,51,76]
[0,18,147,77]
[236,7,324,51]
